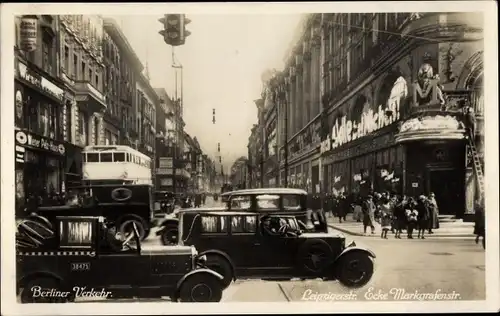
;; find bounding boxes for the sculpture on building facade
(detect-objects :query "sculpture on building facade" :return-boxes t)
[413,62,446,107]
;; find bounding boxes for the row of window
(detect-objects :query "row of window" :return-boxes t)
[62,44,101,90]
[83,151,151,168]
[201,215,299,234]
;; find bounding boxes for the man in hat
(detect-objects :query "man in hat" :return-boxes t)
[362,195,376,235]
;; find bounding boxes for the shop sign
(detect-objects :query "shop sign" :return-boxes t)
[18,62,65,102]
[15,130,66,156]
[20,16,38,52]
[290,121,321,159]
[321,77,407,153]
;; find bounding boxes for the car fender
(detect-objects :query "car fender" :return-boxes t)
[335,247,376,262]
[155,218,179,236]
[17,271,64,291]
[172,268,224,301]
[198,249,237,279]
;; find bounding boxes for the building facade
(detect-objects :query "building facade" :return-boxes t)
[103,18,142,148]
[230,156,249,189]
[266,12,483,220]
[154,88,189,193]
[136,73,158,161]
[14,15,110,212]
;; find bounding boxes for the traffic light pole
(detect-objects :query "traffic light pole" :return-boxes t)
[172,47,184,195]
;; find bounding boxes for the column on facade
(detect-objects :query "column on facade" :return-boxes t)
[311,19,322,117]
[303,38,312,126]
[319,14,326,114]
[288,68,296,138]
[295,52,303,133]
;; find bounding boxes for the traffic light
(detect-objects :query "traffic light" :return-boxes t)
[159,14,191,47]
[217,143,220,152]
[212,108,216,124]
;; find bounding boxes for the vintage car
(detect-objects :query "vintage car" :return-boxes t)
[31,184,155,241]
[156,188,328,245]
[171,209,375,290]
[16,215,224,303]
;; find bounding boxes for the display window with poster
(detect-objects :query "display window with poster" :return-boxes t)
[331,160,348,196]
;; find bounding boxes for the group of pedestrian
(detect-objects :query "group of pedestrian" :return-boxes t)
[358,191,440,239]
[177,192,208,208]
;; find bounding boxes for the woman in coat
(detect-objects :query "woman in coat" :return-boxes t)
[427,192,440,233]
[393,196,407,239]
[473,200,485,248]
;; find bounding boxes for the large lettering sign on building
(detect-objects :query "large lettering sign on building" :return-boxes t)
[15,130,66,156]
[321,77,407,153]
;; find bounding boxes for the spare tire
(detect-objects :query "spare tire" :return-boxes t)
[296,239,333,274]
[16,219,55,249]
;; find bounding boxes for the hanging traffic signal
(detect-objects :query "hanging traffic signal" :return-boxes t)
[159,14,183,46]
[217,143,220,152]
[212,108,216,124]
[180,14,191,44]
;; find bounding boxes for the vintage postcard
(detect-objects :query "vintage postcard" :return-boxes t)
[1,1,498,315]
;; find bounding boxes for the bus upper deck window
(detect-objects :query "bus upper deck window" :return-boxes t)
[114,152,125,162]
[101,153,113,162]
[87,153,99,162]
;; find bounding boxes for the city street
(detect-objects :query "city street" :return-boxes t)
[142,215,484,302]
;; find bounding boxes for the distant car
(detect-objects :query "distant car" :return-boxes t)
[16,215,224,303]
[32,184,155,241]
[173,210,375,290]
[156,188,328,245]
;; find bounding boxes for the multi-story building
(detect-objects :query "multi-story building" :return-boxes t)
[261,80,279,187]
[265,12,483,220]
[103,18,142,148]
[136,73,158,161]
[154,88,189,193]
[230,156,249,189]
[14,15,109,212]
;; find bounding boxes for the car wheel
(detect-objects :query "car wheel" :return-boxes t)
[119,219,146,241]
[20,277,66,303]
[178,273,223,302]
[336,252,374,288]
[160,225,179,245]
[204,254,233,289]
[296,239,333,274]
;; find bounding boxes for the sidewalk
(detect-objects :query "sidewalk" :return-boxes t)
[326,213,475,238]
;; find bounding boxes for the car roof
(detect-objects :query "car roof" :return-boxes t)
[220,188,307,196]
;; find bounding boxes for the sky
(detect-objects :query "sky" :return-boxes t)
[111,14,303,170]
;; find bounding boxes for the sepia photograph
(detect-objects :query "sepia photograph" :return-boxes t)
[1,2,498,315]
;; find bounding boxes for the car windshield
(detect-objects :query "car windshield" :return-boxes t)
[256,194,279,209]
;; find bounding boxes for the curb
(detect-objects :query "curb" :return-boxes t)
[327,224,475,238]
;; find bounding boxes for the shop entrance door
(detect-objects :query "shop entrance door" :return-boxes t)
[428,168,463,216]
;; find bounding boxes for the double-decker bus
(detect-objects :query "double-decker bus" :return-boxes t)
[82,145,153,185]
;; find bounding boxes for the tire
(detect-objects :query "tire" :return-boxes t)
[160,224,179,245]
[336,251,374,288]
[203,254,233,289]
[296,239,333,274]
[178,273,223,302]
[119,218,147,241]
[20,277,68,303]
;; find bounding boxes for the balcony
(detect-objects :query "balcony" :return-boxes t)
[74,80,107,113]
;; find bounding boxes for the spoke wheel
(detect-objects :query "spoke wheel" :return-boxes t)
[161,227,179,245]
[119,219,146,241]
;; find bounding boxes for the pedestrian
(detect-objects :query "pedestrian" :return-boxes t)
[393,195,407,239]
[362,195,376,235]
[405,198,418,239]
[427,192,440,234]
[380,211,392,239]
[473,199,485,248]
[352,195,363,222]
[416,195,430,239]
